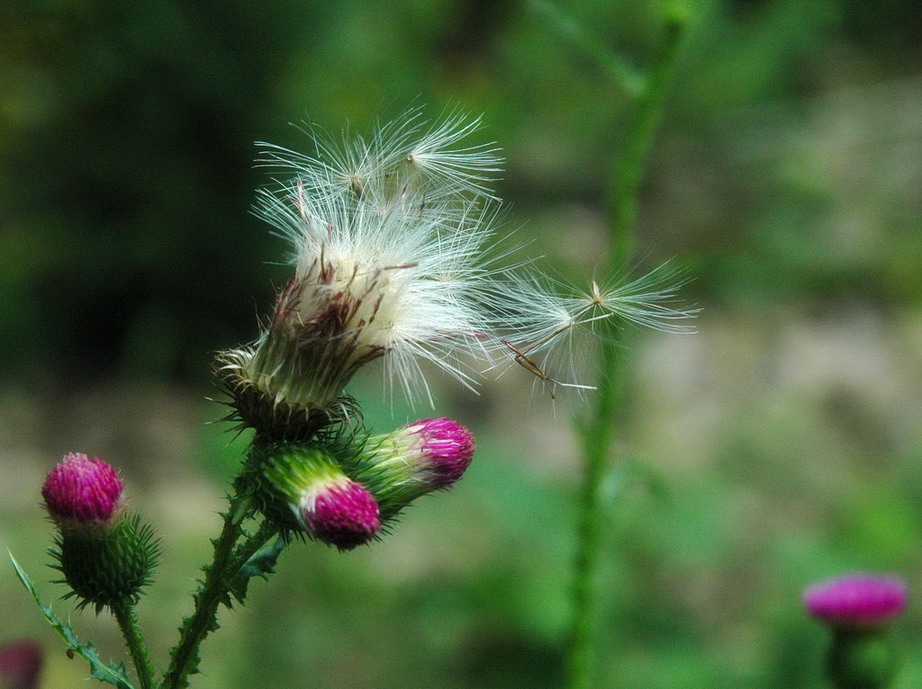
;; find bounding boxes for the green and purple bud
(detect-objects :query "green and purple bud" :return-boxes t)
[43,454,158,612]
[258,444,381,551]
[41,453,124,528]
[351,417,475,519]
[804,574,907,689]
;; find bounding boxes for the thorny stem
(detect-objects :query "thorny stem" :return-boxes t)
[567,9,689,689]
[111,601,156,689]
[161,492,251,689]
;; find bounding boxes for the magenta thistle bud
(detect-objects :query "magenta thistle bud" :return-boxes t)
[0,640,43,689]
[258,444,381,550]
[42,454,158,611]
[350,417,475,519]
[41,453,124,527]
[301,479,381,552]
[804,574,908,629]
[400,418,475,487]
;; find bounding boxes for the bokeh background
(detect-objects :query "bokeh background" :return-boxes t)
[3,1,922,687]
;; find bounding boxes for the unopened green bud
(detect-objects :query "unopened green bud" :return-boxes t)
[254,443,381,551]
[350,417,475,519]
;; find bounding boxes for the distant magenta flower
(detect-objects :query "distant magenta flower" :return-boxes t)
[41,453,124,527]
[805,574,907,688]
[804,574,907,628]
[351,417,475,519]
[0,639,43,689]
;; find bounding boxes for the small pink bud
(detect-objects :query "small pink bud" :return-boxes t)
[803,574,907,628]
[301,479,380,551]
[0,639,43,689]
[404,418,475,487]
[41,453,124,527]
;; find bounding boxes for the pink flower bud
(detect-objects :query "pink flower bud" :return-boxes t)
[403,418,475,487]
[0,639,43,689]
[803,574,907,628]
[301,479,381,551]
[41,453,124,527]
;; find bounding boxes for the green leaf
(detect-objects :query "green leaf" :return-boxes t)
[9,552,135,689]
[228,536,286,604]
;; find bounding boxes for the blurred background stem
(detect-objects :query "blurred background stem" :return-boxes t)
[566,8,689,689]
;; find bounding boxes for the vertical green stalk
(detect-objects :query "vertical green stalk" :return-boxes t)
[566,9,689,689]
[606,8,688,270]
[111,601,156,689]
[161,492,251,689]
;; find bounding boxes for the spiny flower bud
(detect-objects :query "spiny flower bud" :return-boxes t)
[351,417,475,519]
[42,453,124,527]
[43,454,158,612]
[804,574,907,629]
[257,444,381,551]
[804,574,907,689]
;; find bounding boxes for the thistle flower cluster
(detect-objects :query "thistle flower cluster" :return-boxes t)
[212,108,695,549]
[804,574,908,630]
[252,417,475,550]
[42,453,124,528]
[20,109,697,689]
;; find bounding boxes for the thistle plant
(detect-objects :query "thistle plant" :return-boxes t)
[804,574,908,689]
[11,107,694,689]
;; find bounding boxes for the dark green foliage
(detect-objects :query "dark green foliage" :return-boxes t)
[827,629,899,689]
[228,535,286,605]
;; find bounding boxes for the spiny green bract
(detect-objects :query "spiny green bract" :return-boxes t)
[49,514,159,613]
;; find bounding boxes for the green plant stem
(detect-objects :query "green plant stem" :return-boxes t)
[161,492,251,689]
[111,601,156,689]
[606,10,687,271]
[566,11,688,689]
[528,0,644,99]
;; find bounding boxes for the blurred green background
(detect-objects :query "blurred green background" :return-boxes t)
[2,0,922,687]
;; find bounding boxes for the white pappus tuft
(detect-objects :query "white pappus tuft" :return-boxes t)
[220,109,505,426]
[219,108,698,435]
[485,260,699,397]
